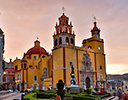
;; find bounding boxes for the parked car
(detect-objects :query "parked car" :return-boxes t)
[24,89,31,92]
[8,90,13,93]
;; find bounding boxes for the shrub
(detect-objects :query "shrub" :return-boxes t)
[87,88,91,95]
[36,92,56,98]
[80,88,82,93]
[39,89,44,92]
[84,89,87,93]
[94,86,99,92]
[67,87,70,93]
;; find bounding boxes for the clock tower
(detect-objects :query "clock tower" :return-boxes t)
[82,21,106,88]
[82,21,104,54]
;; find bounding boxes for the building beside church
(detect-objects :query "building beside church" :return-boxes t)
[13,13,106,91]
[5,59,13,70]
[3,68,15,90]
[0,28,4,90]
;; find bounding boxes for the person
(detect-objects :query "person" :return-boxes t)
[118,88,122,100]
[122,91,124,95]
[47,87,50,90]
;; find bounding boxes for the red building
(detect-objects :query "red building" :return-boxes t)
[3,68,15,90]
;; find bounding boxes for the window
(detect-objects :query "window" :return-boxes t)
[13,77,15,81]
[17,74,19,80]
[24,64,26,68]
[21,64,23,68]
[100,65,102,70]
[42,56,45,58]
[33,56,37,60]
[54,38,57,46]
[71,38,74,44]
[29,65,32,68]
[88,46,92,49]
[59,37,62,45]
[34,75,38,81]
[35,66,37,69]
[66,37,69,43]
[15,66,18,70]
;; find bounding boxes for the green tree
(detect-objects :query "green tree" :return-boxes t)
[57,79,65,100]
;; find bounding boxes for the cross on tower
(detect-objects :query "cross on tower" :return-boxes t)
[92,15,96,22]
[62,7,65,13]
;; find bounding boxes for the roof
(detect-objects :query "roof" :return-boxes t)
[21,58,27,62]
[59,13,68,19]
[26,40,48,55]
[91,22,100,32]
[26,46,48,55]
[4,68,15,74]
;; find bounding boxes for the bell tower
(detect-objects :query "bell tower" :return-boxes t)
[53,13,75,49]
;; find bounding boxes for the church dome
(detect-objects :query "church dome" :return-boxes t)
[26,40,48,55]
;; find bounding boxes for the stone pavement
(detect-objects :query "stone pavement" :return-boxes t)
[102,96,119,100]
[113,96,119,100]
[0,90,8,94]
[0,92,21,100]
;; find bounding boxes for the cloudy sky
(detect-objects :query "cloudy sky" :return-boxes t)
[0,0,128,74]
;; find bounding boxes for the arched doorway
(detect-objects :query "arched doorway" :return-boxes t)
[86,77,90,88]
[17,84,20,91]
[32,83,39,90]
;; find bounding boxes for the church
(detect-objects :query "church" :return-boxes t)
[13,13,107,91]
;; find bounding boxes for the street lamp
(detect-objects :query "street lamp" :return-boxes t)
[3,72,7,90]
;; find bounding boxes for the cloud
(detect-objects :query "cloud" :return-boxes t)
[0,0,128,74]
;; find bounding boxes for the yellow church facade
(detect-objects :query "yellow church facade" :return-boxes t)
[13,13,106,91]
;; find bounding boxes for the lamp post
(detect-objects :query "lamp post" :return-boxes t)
[3,72,7,90]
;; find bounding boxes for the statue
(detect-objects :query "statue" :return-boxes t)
[70,65,76,85]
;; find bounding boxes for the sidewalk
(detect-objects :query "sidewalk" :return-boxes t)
[102,96,119,100]
[0,90,8,94]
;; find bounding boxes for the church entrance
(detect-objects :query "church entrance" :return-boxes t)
[86,77,90,88]
[17,84,20,91]
[32,83,39,90]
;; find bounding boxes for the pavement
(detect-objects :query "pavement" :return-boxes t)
[0,90,9,94]
[102,96,119,100]
[0,90,21,100]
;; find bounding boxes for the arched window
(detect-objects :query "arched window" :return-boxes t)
[54,38,57,46]
[66,37,69,43]
[21,64,23,68]
[15,66,18,70]
[29,65,32,68]
[24,64,26,68]
[66,37,69,46]
[71,38,74,45]
[33,56,37,60]
[68,28,71,33]
[88,46,92,49]
[66,20,68,24]
[59,37,62,45]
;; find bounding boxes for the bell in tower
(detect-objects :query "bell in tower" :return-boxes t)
[53,13,75,49]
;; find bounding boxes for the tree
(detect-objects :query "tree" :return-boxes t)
[57,79,65,100]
